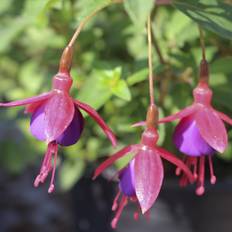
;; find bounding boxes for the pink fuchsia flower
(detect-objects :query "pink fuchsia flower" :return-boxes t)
[159,59,232,195]
[93,105,194,228]
[0,46,117,193]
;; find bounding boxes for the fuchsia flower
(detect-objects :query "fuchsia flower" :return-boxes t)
[93,105,194,228]
[0,47,116,193]
[159,60,232,195]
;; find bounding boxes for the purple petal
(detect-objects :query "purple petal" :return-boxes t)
[173,116,215,156]
[30,104,46,141]
[30,104,84,146]
[56,108,84,146]
[119,159,135,197]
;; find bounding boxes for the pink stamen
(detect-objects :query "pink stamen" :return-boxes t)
[208,156,216,184]
[133,203,141,221]
[196,156,205,196]
[111,196,128,229]
[112,191,121,211]
[145,210,150,222]
[34,142,58,192]
[134,211,139,221]
[48,144,58,193]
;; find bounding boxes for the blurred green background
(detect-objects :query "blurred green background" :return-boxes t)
[0,0,232,193]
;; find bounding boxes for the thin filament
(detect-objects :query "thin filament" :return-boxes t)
[147,15,155,105]
[68,0,122,48]
[198,25,206,61]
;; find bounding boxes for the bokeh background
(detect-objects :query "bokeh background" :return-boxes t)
[1,0,232,231]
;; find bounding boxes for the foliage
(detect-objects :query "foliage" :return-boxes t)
[0,0,232,190]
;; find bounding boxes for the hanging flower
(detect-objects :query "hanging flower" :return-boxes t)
[0,46,117,193]
[93,105,194,228]
[158,60,232,195]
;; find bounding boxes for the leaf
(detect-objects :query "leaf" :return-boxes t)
[211,57,232,75]
[59,159,85,191]
[77,71,112,111]
[124,0,154,29]
[173,0,232,40]
[0,0,56,52]
[127,68,149,86]
[112,80,131,101]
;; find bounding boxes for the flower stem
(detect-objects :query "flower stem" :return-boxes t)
[198,25,209,84]
[147,15,155,106]
[198,25,206,61]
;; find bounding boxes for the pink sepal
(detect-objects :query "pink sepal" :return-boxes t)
[216,111,232,126]
[44,92,74,142]
[155,147,194,183]
[74,99,117,147]
[93,145,137,180]
[0,92,53,108]
[195,107,227,153]
[134,147,163,214]
[25,100,47,114]
[159,105,197,123]
[131,121,146,127]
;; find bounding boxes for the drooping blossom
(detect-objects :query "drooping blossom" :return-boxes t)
[158,59,232,195]
[0,46,116,193]
[93,105,194,228]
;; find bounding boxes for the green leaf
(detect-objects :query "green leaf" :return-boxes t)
[59,159,85,191]
[173,0,232,40]
[127,68,149,86]
[211,57,232,75]
[112,79,131,101]
[77,70,113,110]
[124,0,154,29]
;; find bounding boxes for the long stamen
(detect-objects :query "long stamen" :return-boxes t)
[134,203,141,221]
[34,143,59,193]
[145,210,151,222]
[34,143,53,187]
[191,157,198,180]
[196,156,205,196]
[48,145,58,193]
[111,196,128,229]
[112,190,121,211]
[208,156,216,184]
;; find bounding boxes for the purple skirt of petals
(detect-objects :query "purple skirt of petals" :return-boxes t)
[30,104,84,146]
[119,159,136,197]
[173,116,214,157]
